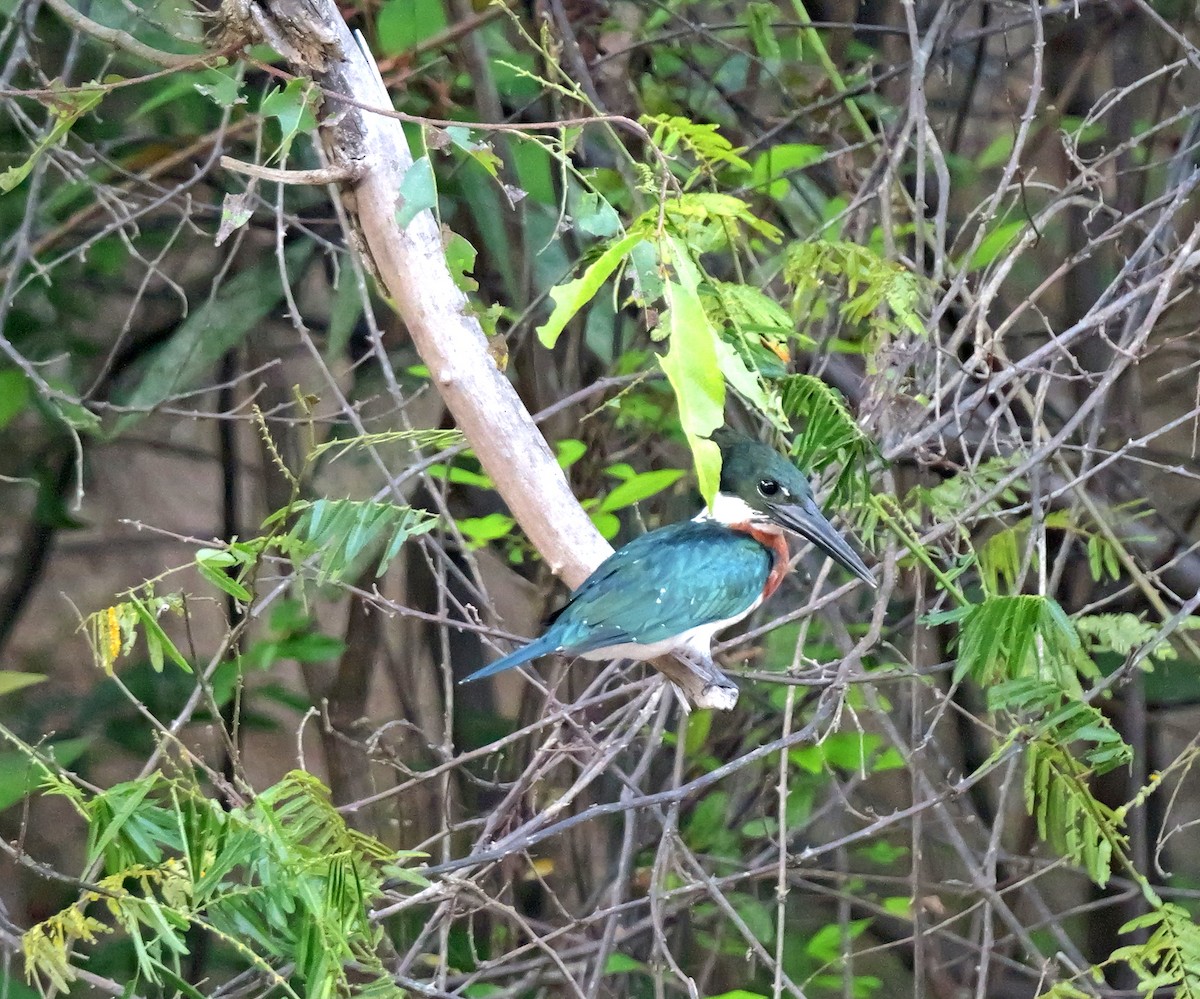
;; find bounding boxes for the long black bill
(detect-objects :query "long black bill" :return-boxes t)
[773,497,875,587]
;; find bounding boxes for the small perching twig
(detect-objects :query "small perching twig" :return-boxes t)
[226,0,737,709]
[220,155,366,185]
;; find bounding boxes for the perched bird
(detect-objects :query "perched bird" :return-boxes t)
[461,429,874,684]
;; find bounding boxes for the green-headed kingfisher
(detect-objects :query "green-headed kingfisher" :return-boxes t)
[461,429,874,684]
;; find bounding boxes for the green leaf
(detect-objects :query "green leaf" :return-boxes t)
[603,953,646,974]
[128,594,191,673]
[0,672,45,697]
[0,369,30,430]
[685,791,728,851]
[659,239,725,506]
[705,992,768,999]
[285,499,438,583]
[376,0,447,56]
[537,232,643,348]
[966,219,1025,271]
[745,3,781,61]
[0,83,103,193]
[575,191,621,237]
[0,739,87,812]
[196,556,253,603]
[443,230,478,292]
[276,632,345,662]
[193,69,242,108]
[456,513,515,547]
[261,79,317,159]
[598,468,685,513]
[395,156,437,230]
[749,143,823,200]
[112,240,313,435]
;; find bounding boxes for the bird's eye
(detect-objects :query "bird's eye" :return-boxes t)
[757,479,781,498]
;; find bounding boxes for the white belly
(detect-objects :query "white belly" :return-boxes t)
[578,597,762,662]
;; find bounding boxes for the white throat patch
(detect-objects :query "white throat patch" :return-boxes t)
[701,492,766,527]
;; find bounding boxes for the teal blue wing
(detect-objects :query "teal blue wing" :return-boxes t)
[547,520,772,653]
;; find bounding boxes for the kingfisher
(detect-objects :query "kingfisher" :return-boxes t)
[461,429,874,684]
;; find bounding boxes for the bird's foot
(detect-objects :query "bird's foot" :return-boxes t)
[650,651,739,712]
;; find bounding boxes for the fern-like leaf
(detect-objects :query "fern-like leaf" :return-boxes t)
[957,595,1098,694]
[780,374,877,510]
[280,499,438,585]
[1024,738,1127,886]
[1111,903,1200,998]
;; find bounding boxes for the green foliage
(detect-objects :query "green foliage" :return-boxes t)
[537,232,642,348]
[978,509,1126,594]
[276,498,439,585]
[781,374,877,510]
[1076,613,1200,663]
[955,595,1097,693]
[23,770,424,997]
[82,592,190,675]
[1024,737,1126,886]
[659,239,726,506]
[261,79,318,161]
[1112,903,1200,997]
[0,82,104,192]
[394,155,437,230]
[784,240,926,343]
[640,114,750,186]
[965,218,1026,272]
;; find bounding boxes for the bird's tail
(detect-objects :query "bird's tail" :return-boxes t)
[459,634,560,684]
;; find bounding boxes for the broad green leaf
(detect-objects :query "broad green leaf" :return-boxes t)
[443,230,478,291]
[0,369,30,430]
[376,0,447,56]
[193,69,242,108]
[395,155,437,230]
[0,739,88,812]
[537,232,643,348]
[261,78,317,159]
[574,191,621,237]
[966,219,1025,271]
[0,672,45,697]
[112,240,313,435]
[603,953,645,974]
[275,632,344,662]
[457,513,515,547]
[659,238,725,504]
[598,468,685,513]
[684,791,727,851]
[749,143,823,200]
[443,126,502,178]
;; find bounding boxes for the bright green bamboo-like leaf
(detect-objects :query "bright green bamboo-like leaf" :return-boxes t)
[0,672,45,697]
[537,232,643,348]
[966,218,1026,271]
[598,468,685,513]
